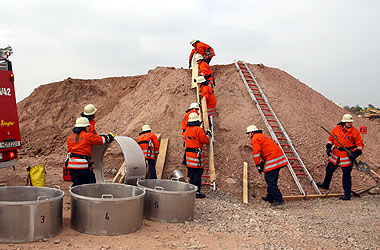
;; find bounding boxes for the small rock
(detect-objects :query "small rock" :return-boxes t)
[54,239,61,244]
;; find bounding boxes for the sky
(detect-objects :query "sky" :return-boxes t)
[1,0,379,107]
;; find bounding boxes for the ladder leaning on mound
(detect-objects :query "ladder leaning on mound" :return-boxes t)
[235,60,321,195]
[191,53,216,191]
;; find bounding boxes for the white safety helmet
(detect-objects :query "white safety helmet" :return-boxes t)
[246,125,259,134]
[196,76,206,84]
[189,102,199,110]
[189,38,197,45]
[142,124,151,132]
[194,54,203,61]
[188,113,200,122]
[75,117,90,128]
[341,114,354,123]
[83,104,97,115]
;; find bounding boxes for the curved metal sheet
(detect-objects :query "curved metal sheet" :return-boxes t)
[91,136,146,185]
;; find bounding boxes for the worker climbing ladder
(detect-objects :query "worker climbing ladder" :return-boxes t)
[235,60,321,195]
[190,54,216,191]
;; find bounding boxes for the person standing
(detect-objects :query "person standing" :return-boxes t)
[189,39,215,67]
[195,54,214,87]
[66,117,114,186]
[137,124,160,179]
[246,125,287,206]
[81,104,98,135]
[184,113,211,198]
[317,114,364,200]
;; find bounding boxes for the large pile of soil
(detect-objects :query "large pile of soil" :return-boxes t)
[11,62,380,196]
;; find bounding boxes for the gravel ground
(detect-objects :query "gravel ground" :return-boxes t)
[171,190,380,250]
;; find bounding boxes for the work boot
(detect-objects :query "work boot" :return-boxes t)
[339,196,351,201]
[271,200,284,206]
[261,196,274,203]
[196,191,206,199]
[316,182,328,190]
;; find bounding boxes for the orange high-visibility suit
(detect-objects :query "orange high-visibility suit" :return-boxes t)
[327,125,364,167]
[184,126,209,169]
[200,84,217,116]
[181,109,199,140]
[198,61,214,87]
[250,133,287,172]
[137,132,160,160]
[189,41,215,65]
[66,131,106,169]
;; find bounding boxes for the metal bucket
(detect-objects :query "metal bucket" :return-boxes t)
[137,179,197,222]
[170,169,185,182]
[70,183,145,235]
[0,186,64,243]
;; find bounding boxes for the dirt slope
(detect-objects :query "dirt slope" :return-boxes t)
[11,63,380,197]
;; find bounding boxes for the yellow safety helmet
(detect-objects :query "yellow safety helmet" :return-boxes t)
[341,114,354,123]
[189,102,199,110]
[142,124,151,132]
[188,113,200,122]
[194,54,203,61]
[83,104,97,115]
[246,125,259,134]
[75,117,90,128]
[189,38,197,45]
[196,76,206,83]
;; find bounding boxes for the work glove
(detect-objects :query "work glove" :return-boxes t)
[349,149,362,162]
[256,162,264,174]
[104,132,115,143]
[326,144,332,157]
[205,130,212,137]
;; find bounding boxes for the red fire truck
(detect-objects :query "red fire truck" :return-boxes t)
[0,45,22,168]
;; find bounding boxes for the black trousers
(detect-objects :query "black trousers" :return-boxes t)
[204,58,212,64]
[264,167,283,202]
[187,167,203,188]
[69,168,96,187]
[147,159,157,179]
[322,160,353,198]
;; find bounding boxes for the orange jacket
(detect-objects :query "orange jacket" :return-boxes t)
[137,131,160,160]
[327,125,364,167]
[89,119,97,135]
[184,124,209,168]
[189,41,215,63]
[66,130,106,169]
[200,84,217,116]
[198,61,214,85]
[250,133,287,172]
[181,109,199,139]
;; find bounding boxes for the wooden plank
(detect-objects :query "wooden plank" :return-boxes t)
[283,193,344,201]
[243,162,248,204]
[112,161,126,183]
[191,54,199,89]
[155,138,169,179]
[201,98,216,183]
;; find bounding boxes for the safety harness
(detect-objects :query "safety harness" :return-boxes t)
[138,140,154,157]
[185,148,203,168]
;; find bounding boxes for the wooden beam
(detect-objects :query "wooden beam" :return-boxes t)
[243,162,248,204]
[201,98,216,183]
[155,138,169,179]
[112,161,126,183]
[283,193,344,201]
[191,55,199,89]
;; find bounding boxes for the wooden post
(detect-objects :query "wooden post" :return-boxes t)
[155,138,169,179]
[112,161,126,183]
[243,162,248,204]
[201,98,216,182]
[283,193,344,200]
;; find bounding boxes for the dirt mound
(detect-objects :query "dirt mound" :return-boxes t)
[15,63,380,196]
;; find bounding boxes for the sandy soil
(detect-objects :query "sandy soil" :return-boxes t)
[1,62,379,249]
